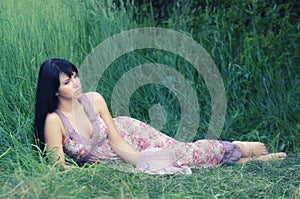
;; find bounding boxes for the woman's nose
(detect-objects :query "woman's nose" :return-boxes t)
[72,77,79,87]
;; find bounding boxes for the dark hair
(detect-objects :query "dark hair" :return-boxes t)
[34,58,78,151]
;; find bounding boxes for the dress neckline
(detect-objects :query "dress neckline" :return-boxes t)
[56,95,96,141]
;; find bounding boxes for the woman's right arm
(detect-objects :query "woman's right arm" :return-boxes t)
[44,113,73,168]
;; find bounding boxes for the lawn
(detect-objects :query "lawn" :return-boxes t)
[0,0,299,198]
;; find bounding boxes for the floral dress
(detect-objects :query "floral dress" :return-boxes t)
[55,94,227,171]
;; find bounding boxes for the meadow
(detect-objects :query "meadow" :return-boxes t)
[0,0,299,198]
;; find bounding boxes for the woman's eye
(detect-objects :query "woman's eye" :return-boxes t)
[64,81,70,85]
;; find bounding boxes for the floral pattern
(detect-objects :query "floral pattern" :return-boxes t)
[63,115,225,168]
[114,116,225,168]
[61,95,225,168]
[63,138,90,162]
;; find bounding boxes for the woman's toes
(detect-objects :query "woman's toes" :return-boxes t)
[257,152,287,161]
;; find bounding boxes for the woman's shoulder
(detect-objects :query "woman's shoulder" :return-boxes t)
[44,112,66,137]
[84,91,101,98]
[84,92,105,103]
[44,112,66,139]
[83,92,106,114]
[45,112,61,125]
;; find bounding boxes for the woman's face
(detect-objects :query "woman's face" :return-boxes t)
[56,72,82,100]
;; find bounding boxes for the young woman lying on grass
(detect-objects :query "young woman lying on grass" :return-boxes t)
[34,58,286,174]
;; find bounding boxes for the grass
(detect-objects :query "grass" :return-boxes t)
[1,148,299,198]
[0,0,299,198]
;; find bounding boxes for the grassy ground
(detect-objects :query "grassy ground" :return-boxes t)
[1,154,299,198]
[0,0,299,198]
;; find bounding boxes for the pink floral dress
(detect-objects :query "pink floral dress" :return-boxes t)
[55,95,226,170]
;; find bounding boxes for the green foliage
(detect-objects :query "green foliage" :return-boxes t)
[0,0,299,198]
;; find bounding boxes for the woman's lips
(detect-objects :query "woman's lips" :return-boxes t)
[74,88,82,94]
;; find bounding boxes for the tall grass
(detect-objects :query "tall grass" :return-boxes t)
[0,0,299,198]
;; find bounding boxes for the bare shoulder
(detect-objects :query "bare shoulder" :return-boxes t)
[44,112,65,137]
[45,112,61,124]
[84,92,107,114]
[85,92,103,101]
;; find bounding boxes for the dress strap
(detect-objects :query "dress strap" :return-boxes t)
[77,94,104,162]
[54,109,75,138]
[78,94,98,124]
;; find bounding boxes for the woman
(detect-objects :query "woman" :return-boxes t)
[34,58,286,174]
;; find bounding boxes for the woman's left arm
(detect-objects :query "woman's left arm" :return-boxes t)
[89,92,138,164]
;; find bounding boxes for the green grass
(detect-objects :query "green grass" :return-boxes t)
[1,148,299,198]
[0,0,299,198]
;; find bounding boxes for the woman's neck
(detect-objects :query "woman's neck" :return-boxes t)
[57,98,81,114]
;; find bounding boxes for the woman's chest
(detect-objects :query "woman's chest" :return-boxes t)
[68,114,93,139]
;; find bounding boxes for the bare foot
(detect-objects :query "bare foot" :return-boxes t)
[237,152,286,164]
[232,141,268,157]
[255,152,286,161]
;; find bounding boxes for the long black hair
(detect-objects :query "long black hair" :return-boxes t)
[34,58,78,151]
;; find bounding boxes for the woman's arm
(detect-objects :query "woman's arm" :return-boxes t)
[89,92,138,164]
[44,113,74,168]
